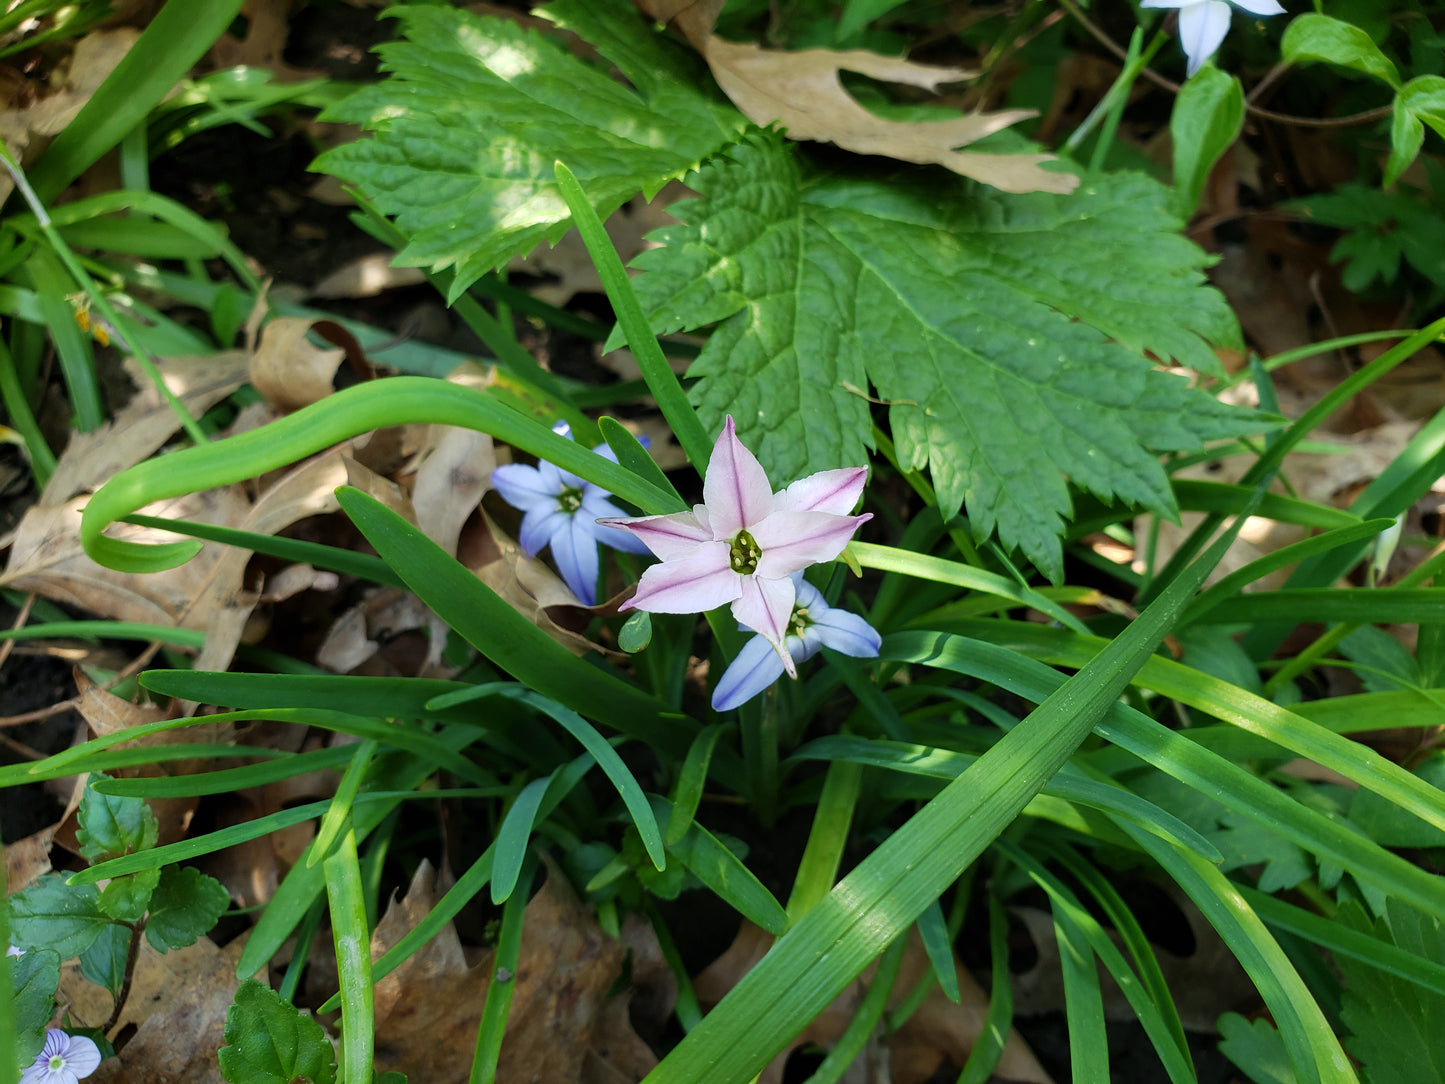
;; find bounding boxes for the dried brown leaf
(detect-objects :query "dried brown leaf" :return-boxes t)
[1,489,250,627]
[0,30,139,203]
[369,860,654,1084]
[68,934,248,1083]
[407,425,497,557]
[249,317,346,412]
[637,0,1074,194]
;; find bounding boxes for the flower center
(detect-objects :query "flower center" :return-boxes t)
[557,486,583,514]
[49,1056,65,1071]
[729,529,762,574]
[788,606,810,638]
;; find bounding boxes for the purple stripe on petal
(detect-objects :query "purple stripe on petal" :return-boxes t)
[731,575,797,677]
[703,416,775,537]
[626,542,740,613]
[597,511,712,560]
[751,510,871,577]
[776,467,867,515]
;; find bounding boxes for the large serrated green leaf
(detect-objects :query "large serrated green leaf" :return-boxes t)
[314,0,741,300]
[1337,899,1445,1084]
[624,130,1255,577]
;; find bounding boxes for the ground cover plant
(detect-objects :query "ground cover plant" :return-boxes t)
[2,1,1445,1082]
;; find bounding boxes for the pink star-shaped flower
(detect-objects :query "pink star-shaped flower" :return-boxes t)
[599,417,869,675]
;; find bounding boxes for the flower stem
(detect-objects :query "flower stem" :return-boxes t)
[741,689,780,826]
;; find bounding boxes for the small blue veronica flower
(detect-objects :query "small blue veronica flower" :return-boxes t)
[21,1029,101,1084]
[712,573,880,711]
[491,423,653,605]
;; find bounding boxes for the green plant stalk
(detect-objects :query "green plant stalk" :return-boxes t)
[325,826,373,1084]
[957,890,1015,1084]
[1065,25,1168,159]
[1054,905,1109,1083]
[471,855,535,1084]
[80,376,685,574]
[741,693,780,825]
[785,760,862,924]
[0,332,56,483]
[1088,28,1143,173]
[309,740,379,869]
[648,902,703,1032]
[0,139,207,445]
[802,935,906,1084]
[277,897,326,1005]
[553,162,713,471]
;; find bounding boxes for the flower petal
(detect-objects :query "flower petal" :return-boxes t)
[703,416,776,537]
[1229,0,1284,14]
[776,467,867,516]
[731,575,798,677]
[551,513,601,604]
[811,607,882,658]
[750,510,872,578]
[490,463,556,511]
[711,634,788,711]
[1139,0,1189,7]
[597,510,712,560]
[1177,0,1232,76]
[518,505,568,557]
[583,494,655,555]
[60,1036,100,1078]
[626,542,741,613]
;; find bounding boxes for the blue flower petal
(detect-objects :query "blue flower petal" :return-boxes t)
[519,505,568,556]
[492,463,556,510]
[811,607,882,658]
[551,512,601,604]
[712,634,788,711]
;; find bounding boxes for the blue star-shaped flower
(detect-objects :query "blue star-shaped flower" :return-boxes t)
[712,573,881,711]
[491,423,652,605]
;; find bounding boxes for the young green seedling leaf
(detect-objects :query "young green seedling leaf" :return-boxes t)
[145,867,229,952]
[218,978,336,1084]
[77,773,159,863]
[97,868,160,924]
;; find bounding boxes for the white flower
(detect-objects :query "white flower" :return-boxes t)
[20,1030,101,1084]
[6,944,24,957]
[599,417,870,676]
[1142,0,1285,77]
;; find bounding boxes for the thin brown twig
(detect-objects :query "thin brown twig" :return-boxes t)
[0,591,36,670]
[0,639,165,728]
[1058,0,1393,129]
